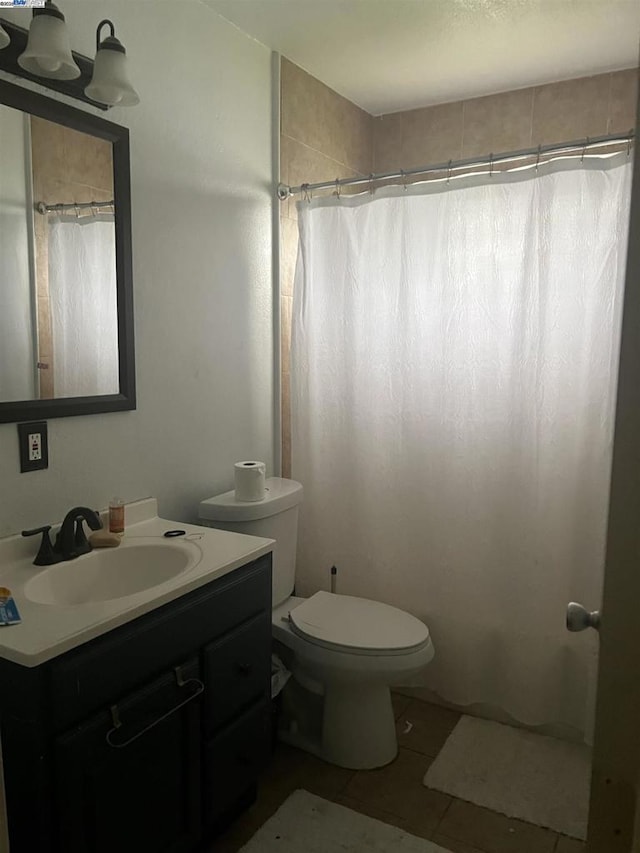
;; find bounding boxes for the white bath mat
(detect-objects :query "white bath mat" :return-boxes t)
[239,789,453,852]
[423,715,591,839]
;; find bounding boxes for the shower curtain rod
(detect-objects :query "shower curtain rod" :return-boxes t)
[36,199,114,215]
[277,130,634,199]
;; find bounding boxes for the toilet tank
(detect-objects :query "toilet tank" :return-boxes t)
[198,477,303,607]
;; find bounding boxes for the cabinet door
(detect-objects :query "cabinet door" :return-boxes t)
[204,700,271,830]
[53,660,202,853]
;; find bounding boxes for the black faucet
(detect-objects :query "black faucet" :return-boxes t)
[22,507,103,565]
[54,507,103,561]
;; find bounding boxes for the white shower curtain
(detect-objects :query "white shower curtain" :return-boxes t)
[291,155,632,735]
[48,215,119,398]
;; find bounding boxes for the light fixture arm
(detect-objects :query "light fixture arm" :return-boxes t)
[95,19,125,54]
[96,19,115,51]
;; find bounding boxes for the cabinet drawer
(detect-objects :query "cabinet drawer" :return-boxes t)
[50,555,271,732]
[203,700,271,828]
[203,613,271,735]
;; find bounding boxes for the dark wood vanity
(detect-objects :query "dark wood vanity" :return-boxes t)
[0,554,272,853]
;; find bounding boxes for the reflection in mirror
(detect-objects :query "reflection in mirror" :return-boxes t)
[0,79,134,424]
[0,105,118,403]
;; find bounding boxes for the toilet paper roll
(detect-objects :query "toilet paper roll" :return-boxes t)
[234,461,266,502]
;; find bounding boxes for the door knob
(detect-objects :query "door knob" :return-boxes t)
[566,602,601,632]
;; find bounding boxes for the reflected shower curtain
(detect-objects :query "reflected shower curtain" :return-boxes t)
[291,156,632,736]
[48,215,119,397]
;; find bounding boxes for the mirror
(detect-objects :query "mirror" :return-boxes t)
[0,79,135,423]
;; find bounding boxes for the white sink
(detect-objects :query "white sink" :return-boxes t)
[24,537,202,606]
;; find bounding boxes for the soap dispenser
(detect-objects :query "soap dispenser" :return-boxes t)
[109,497,125,535]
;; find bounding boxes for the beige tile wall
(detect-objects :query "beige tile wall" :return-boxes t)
[30,116,114,398]
[373,70,638,171]
[280,64,638,477]
[280,58,373,475]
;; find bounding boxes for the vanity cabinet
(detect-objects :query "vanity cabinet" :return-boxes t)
[0,554,272,853]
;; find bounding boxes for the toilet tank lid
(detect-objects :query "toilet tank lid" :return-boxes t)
[199,477,303,522]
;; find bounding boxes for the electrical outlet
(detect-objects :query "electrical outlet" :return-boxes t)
[17,421,48,472]
[28,433,42,461]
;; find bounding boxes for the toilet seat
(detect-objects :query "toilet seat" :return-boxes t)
[288,591,430,656]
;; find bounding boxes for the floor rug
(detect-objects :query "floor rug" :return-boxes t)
[239,789,453,852]
[423,715,591,839]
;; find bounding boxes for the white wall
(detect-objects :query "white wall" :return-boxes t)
[0,1,274,536]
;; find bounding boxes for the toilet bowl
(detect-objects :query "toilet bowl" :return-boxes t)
[273,593,433,768]
[199,477,435,769]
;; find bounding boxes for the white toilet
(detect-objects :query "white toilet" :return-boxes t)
[198,477,434,769]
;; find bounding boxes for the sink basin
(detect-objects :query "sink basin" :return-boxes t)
[24,537,202,606]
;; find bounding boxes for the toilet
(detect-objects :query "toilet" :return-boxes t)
[198,477,434,769]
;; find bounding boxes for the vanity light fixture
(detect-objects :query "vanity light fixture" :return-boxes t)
[17,0,80,80]
[85,19,139,107]
[0,6,139,109]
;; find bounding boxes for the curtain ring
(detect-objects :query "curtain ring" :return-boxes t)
[333,178,341,198]
[446,160,452,184]
[489,153,494,177]
[581,137,589,162]
[627,132,633,157]
[368,173,375,195]
[535,145,542,172]
[400,169,407,191]
[302,183,311,203]
[74,203,80,218]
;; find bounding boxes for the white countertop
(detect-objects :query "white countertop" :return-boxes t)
[0,498,274,667]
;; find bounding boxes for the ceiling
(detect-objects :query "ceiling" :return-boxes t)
[204,0,640,115]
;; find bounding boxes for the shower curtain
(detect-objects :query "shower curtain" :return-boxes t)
[291,154,632,735]
[48,214,119,398]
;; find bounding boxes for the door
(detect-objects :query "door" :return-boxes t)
[586,77,640,852]
[54,660,203,853]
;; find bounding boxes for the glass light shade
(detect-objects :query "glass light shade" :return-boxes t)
[85,48,139,106]
[0,24,10,50]
[17,12,80,80]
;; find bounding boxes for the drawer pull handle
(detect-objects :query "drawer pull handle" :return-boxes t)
[106,667,204,749]
[236,663,252,677]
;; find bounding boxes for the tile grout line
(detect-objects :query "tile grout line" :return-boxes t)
[431,794,454,838]
[335,769,357,799]
[529,85,536,147]
[281,133,370,181]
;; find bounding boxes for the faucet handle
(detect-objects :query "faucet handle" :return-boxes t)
[22,525,64,566]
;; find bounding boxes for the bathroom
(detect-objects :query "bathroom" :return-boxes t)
[0,1,639,851]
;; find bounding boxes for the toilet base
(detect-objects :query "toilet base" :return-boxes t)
[323,682,398,769]
[278,676,398,770]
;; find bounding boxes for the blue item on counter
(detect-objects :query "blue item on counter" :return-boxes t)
[0,590,21,625]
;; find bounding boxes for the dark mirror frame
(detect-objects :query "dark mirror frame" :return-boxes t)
[0,79,136,424]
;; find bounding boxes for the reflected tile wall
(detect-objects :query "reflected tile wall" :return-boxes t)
[282,62,638,476]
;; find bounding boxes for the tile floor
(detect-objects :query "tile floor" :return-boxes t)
[209,695,586,853]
